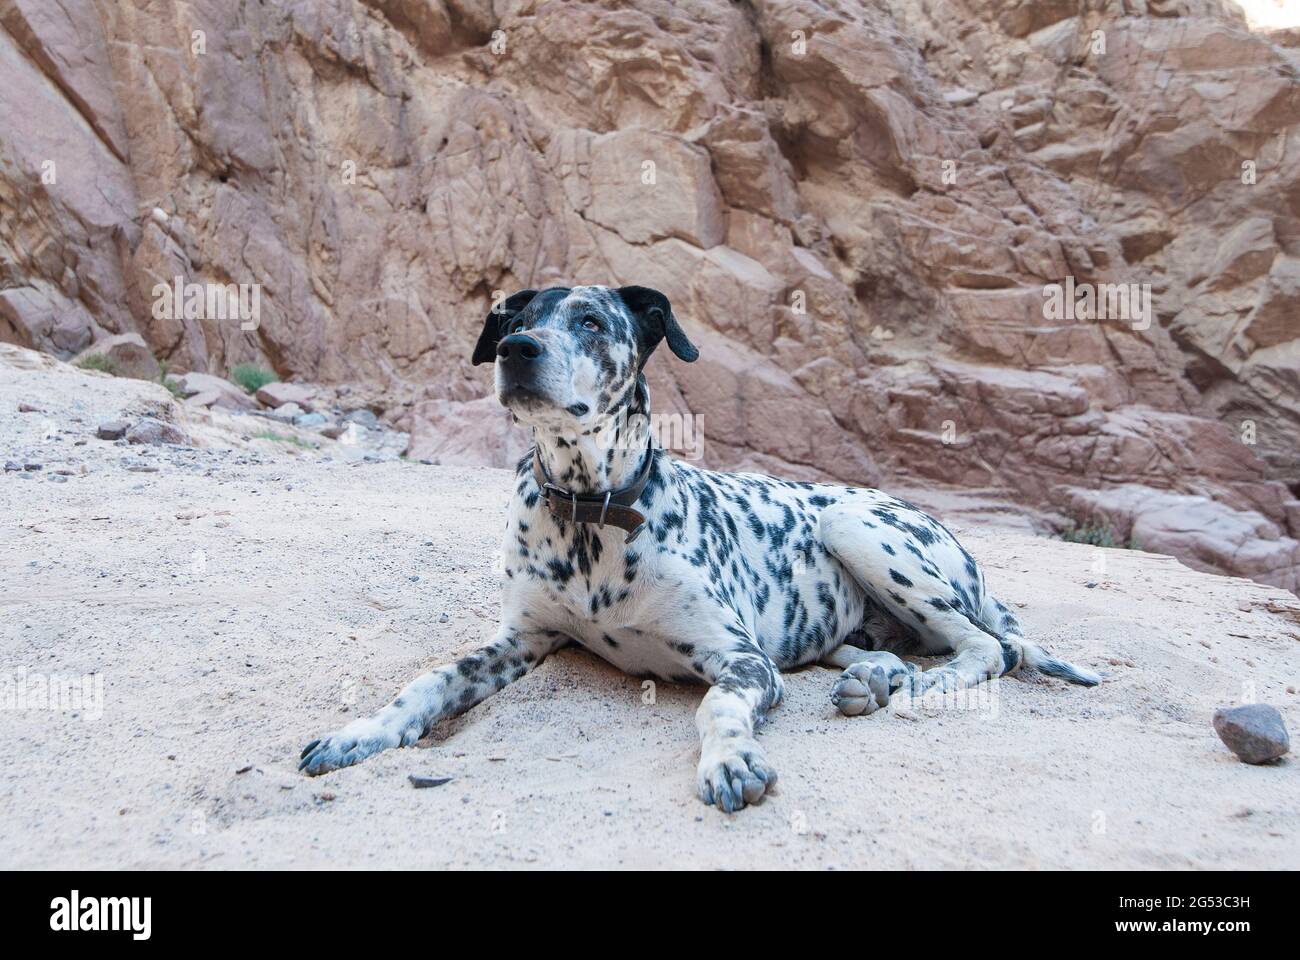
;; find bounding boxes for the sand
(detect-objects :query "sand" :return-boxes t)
[2,345,1298,869]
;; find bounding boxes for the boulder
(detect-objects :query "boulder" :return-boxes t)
[0,286,96,358]
[255,382,316,411]
[184,390,221,408]
[125,417,188,445]
[171,372,255,411]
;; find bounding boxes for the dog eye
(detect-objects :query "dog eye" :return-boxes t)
[582,317,601,332]
[508,319,527,333]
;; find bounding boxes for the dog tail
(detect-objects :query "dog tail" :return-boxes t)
[1017,640,1101,686]
[984,595,1100,686]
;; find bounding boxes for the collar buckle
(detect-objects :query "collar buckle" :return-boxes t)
[542,482,579,523]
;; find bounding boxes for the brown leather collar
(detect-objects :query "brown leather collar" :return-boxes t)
[531,442,654,543]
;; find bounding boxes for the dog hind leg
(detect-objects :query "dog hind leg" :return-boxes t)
[820,505,1008,704]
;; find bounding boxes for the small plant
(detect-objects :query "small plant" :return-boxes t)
[231,363,278,394]
[1059,519,1140,551]
[252,429,315,450]
[158,360,185,399]
[75,353,116,375]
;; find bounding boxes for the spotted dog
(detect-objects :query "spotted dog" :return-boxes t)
[300,285,1100,811]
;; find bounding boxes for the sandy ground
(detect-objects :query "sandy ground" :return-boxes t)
[2,346,1299,869]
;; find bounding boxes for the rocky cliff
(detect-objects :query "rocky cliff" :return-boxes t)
[1,0,1298,591]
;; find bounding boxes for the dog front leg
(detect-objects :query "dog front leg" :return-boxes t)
[695,646,784,813]
[299,627,567,775]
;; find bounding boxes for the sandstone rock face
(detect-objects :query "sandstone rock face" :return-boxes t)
[1,0,1298,591]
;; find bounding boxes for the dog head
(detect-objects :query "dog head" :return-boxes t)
[472,285,698,430]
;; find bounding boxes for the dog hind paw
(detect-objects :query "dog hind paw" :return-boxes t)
[830,662,895,716]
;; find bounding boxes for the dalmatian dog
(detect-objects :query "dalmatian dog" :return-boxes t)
[300,285,1100,812]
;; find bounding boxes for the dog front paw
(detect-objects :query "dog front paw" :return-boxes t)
[697,741,777,813]
[298,717,403,776]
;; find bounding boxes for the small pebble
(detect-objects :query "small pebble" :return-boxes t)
[1213,704,1290,764]
[408,775,453,789]
[97,420,129,441]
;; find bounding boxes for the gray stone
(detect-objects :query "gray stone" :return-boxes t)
[125,417,189,446]
[1213,704,1290,764]
[408,775,453,789]
[264,402,304,423]
[294,412,329,428]
[97,420,129,440]
[344,408,379,428]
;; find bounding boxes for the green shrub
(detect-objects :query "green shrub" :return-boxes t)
[230,363,278,394]
[252,429,315,450]
[158,360,185,398]
[75,353,116,375]
[1059,520,1141,551]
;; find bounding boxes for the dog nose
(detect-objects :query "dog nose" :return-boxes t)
[497,334,544,364]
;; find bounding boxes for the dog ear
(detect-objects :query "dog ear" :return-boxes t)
[472,289,539,365]
[616,286,699,365]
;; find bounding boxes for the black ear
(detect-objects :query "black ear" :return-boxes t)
[472,289,538,365]
[616,286,699,365]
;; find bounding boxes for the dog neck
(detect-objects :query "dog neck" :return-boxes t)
[532,380,653,495]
